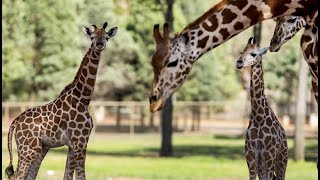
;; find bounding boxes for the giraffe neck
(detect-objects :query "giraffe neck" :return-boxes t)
[60,44,102,106]
[178,0,314,61]
[249,60,267,117]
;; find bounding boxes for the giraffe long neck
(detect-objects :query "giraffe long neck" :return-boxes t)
[249,60,267,117]
[60,44,102,106]
[180,0,316,61]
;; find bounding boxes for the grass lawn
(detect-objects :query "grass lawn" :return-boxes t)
[2,133,318,180]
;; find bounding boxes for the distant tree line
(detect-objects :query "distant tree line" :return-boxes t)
[2,0,305,104]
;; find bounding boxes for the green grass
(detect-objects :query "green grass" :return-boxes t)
[2,133,318,180]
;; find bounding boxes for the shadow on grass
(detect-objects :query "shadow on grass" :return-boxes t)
[51,144,245,160]
[50,134,317,163]
[288,142,318,162]
[214,134,246,140]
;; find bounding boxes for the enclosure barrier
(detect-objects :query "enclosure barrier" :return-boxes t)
[2,101,318,137]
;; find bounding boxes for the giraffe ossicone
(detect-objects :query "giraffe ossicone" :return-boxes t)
[236,37,288,180]
[5,22,118,180]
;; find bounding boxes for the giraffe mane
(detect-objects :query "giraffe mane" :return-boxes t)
[59,48,92,96]
[178,0,231,35]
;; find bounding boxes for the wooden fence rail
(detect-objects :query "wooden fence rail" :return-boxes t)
[2,101,318,136]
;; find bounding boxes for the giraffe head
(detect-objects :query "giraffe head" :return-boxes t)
[269,16,305,52]
[236,37,269,69]
[82,22,118,51]
[149,23,192,112]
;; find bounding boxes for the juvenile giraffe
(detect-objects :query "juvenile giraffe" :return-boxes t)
[236,37,288,180]
[5,22,118,180]
[149,0,318,112]
[270,15,318,101]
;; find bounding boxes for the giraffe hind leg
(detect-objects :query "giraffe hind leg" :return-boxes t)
[25,147,50,180]
[14,150,40,180]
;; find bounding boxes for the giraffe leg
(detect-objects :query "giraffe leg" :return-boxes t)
[63,147,76,180]
[13,150,39,180]
[275,143,288,180]
[257,153,268,180]
[245,149,258,180]
[265,154,276,180]
[25,147,50,180]
[74,148,87,180]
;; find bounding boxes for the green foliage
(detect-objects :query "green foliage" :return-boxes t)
[263,30,307,103]
[2,0,35,101]
[2,0,304,103]
[3,0,82,101]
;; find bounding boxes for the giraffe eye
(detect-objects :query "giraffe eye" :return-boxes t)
[251,53,257,57]
[167,59,178,67]
[287,18,296,23]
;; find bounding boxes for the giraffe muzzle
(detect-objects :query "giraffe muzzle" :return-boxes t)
[149,95,165,112]
[269,38,281,52]
[95,42,105,50]
[236,60,244,69]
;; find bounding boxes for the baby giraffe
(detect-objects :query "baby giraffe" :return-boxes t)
[236,37,288,180]
[5,22,118,180]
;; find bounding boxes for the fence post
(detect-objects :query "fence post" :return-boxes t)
[130,107,135,138]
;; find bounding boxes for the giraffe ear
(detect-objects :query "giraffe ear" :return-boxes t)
[103,22,108,29]
[107,27,118,37]
[258,47,269,56]
[82,25,93,37]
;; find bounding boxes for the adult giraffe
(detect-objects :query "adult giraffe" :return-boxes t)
[149,0,318,112]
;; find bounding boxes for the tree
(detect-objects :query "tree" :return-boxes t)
[2,0,35,101]
[294,55,308,161]
[159,0,174,157]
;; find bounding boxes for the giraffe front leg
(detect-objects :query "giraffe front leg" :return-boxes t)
[25,147,50,180]
[245,148,258,180]
[275,141,288,180]
[264,152,277,180]
[74,148,88,180]
[63,147,76,180]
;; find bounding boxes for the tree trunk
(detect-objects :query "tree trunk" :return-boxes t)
[253,23,262,46]
[149,113,154,128]
[159,0,175,157]
[160,95,173,156]
[294,56,308,161]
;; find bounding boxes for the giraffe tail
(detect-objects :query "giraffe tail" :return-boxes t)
[273,172,276,180]
[5,119,17,179]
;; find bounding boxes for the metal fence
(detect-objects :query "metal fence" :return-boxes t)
[2,100,318,137]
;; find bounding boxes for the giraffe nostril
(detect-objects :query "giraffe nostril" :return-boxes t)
[149,95,157,103]
[270,38,278,45]
[236,60,243,69]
